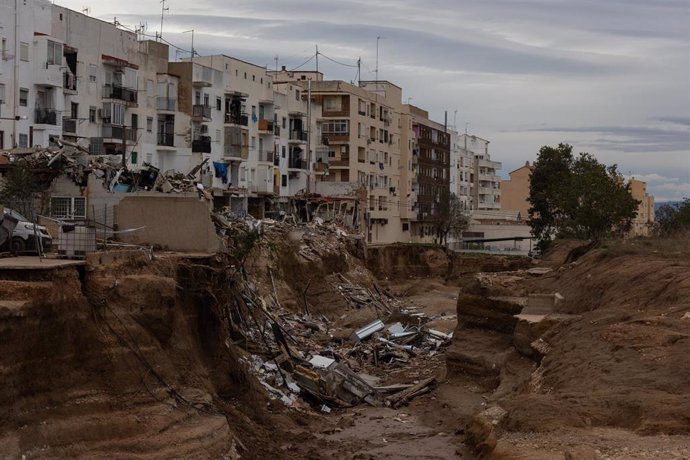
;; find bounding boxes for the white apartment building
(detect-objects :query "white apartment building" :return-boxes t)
[458,134,502,211]
[449,130,474,210]
[0,1,192,174]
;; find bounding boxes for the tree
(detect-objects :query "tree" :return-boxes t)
[433,191,469,246]
[0,162,44,218]
[655,199,690,236]
[528,143,639,250]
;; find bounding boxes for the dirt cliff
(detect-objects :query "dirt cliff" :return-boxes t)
[448,240,690,458]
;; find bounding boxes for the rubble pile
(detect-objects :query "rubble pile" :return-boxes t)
[209,215,451,412]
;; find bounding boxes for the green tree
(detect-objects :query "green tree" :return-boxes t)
[655,199,690,236]
[528,143,639,250]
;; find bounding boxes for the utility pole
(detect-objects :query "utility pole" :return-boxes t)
[306,78,312,194]
[315,44,319,74]
[375,36,380,81]
[357,57,361,85]
[12,0,19,147]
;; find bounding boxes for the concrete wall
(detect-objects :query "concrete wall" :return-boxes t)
[114,193,220,253]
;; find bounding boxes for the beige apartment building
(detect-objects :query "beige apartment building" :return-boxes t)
[500,161,533,220]
[629,178,655,236]
[271,72,407,245]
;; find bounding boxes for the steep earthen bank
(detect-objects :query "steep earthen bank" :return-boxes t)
[447,242,690,458]
[0,253,303,458]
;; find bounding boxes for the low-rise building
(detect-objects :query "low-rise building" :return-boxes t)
[629,179,655,236]
[500,161,533,220]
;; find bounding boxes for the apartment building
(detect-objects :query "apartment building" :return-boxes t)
[0,1,192,176]
[408,105,451,241]
[449,129,474,210]
[269,71,407,245]
[629,178,655,237]
[500,161,533,220]
[458,134,501,211]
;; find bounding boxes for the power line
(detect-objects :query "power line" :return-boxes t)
[319,52,358,68]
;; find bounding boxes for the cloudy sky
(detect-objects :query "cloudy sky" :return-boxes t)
[56,0,690,201]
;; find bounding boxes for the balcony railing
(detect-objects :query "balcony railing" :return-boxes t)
[225,112,248,126]
[224,144,248,159]
[288,157,308,170]
[63,72,77,92]
[157,132,174,147]
[192,136,212,153]
[34,108,58,125]
[157,97,176,111]
[192,104,212,120]
[289,130,307,142]
[62,117,77,134]
[103,124,137,142]
[258,151,275,163]
[103,84,138,104]
[258,119,274,133]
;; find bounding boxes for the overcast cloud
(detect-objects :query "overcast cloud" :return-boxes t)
[57,0,690,201]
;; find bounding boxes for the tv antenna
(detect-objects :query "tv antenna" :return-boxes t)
[375,35,385,82]
[159,0,169,41]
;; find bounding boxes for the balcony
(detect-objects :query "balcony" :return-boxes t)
[329,156,350,168]
[103,84,138,105]
[34,108,59,126]
[103,124,137,143]
[289,130,307,143]
[288,156,308,170]
[157,132,175,147]
[192,136,212,153]
[322,132,349,144]
[224,112,248,127]
[192,64,214,87]
[258,119,274,135]
[157,97,176,112]
[258,151,275,163]
[35,63,63,87]
[62,117,77,134]
[192,104,212,121]
[224,144,248,160]
[63,72,77,92]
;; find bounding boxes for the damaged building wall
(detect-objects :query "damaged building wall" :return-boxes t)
[115,193,220,253]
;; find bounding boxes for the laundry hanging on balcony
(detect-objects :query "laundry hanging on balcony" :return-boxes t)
[213,161,228,184]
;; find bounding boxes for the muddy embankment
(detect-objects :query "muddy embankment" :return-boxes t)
[366,244,530,280]
[447,241,690,458]
[0,252,307,458]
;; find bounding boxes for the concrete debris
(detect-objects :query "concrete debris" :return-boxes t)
[351,320,385,342]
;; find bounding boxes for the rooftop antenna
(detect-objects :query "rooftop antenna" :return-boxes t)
[453,110,458,131]
[274,55,279,72]
[182,29,194,62]
[465,122,469,135]
[159,0,169,41]
[82,6,90,15]
[315,44,319,74]
[375,35,384,82]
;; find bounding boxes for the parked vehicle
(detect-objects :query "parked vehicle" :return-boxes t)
[1,208,53,253]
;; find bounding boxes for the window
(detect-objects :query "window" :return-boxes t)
[0,83,5,103]
[89,64,97,83]
[252,74,255,81]
[250,136,256,150]
[244,72,247,79]
[295,90,300,101]
[89,106,96,123]
[19,88,28,106]
[70,102,78,120]
[18,133,28,148]
[216,97,221,111]
[147,79,154,94]
[321,119,349,135]
[20,42,29,61]
[402,222,409,232]
[146,152,153,164]
[203,93,209,107]
[131,113,138,129]
[282,117,286,129]
[282,145,286,158]
[50,196,87,219]
[146,117,153,132]
[323,96,341,111]
[47,40,62,66]
[281,174,287,187]
[130,151,138,164]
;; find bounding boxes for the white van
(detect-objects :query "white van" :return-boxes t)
[2,208,53,253]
